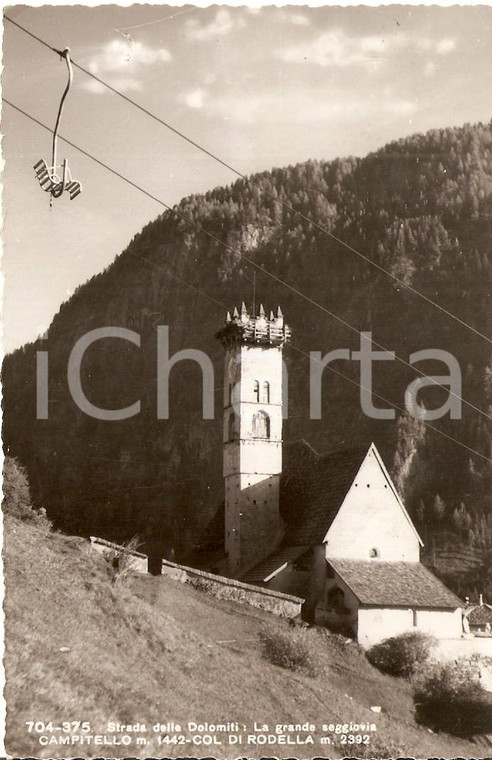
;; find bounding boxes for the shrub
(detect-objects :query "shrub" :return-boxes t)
[103,536,142,585]
[413,658,492,736]
[258,626,316,676]
[2,457,52,530]
[366,630,436,678]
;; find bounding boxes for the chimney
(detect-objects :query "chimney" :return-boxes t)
[479,593,484,606]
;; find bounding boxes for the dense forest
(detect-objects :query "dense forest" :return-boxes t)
[3,121,492,597]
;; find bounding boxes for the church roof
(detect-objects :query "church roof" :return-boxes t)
[242,546,309,583]
[329,558,463,609]
[280,441,370,545]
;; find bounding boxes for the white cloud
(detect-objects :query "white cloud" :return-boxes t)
[288,13,310,26]
[185,9,236,41]
[436,38,455,54]
[277,29,456,70]
[278,30,393,70]
[82,38,171,93]
[87,39,171,75]
[184,88,207,109]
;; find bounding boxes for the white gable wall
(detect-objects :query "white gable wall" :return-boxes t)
[324,446,420,562]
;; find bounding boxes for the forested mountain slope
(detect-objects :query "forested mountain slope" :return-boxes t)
[3,122,491,596]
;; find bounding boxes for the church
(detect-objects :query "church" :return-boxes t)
[189,303,463,648]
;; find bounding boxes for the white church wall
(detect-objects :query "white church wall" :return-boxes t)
[357,606,462,648]
[357,607,415,648]
[415,608,463,639]
[325,447,420,562]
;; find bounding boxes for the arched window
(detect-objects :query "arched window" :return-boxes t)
[253,380,260,402]
[228,411,236,441]
[326,586,349,615]
[369,547,380,559]
[252,410,270,439]
[262,381,270,403]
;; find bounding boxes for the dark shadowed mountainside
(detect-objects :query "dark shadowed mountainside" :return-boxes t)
[3,121,491,596]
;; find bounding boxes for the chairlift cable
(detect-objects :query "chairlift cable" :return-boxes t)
[4,13,491,346]
[4,96,491,429]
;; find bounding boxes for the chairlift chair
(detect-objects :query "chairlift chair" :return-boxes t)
[34,47,82,204]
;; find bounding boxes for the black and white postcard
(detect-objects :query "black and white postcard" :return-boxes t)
[2,3,492,759]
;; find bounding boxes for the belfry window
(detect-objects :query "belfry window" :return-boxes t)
[262,381,270,403]
[252,410,270,439]
[253,380,260,402]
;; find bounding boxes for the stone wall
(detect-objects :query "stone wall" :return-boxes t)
[160,556,304,618]
[89,536,303,618]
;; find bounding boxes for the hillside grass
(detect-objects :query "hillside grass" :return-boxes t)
[3,515,481,759]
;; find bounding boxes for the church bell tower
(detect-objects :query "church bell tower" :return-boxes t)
[216,303,291,577]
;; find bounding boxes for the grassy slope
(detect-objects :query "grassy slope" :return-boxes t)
[3,516,480,760]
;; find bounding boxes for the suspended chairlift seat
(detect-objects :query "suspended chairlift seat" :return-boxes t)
[33,47,82,203]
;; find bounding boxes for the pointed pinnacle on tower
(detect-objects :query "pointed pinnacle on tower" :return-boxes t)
[240,301,249,323]
[275,305,284,328]
[216,303,290,348]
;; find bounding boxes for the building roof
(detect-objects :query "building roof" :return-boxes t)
[329,558,463,609]
[280,441,371,545]
[242,546,309,583]
[465,604,492,626]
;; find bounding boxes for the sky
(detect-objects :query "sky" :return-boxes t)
[2,2,492,353]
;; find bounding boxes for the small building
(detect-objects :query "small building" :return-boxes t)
[191,304,464,648]
[464,597,492,634]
